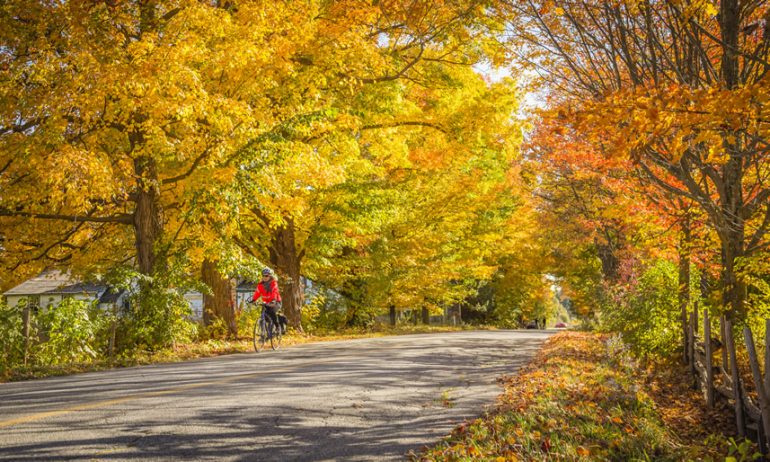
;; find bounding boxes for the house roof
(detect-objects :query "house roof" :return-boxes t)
[4,270,105,296]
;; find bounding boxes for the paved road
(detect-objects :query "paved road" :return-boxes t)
[0,330,552,461]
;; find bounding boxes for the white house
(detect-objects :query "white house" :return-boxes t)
[3,270,107,310]
[3,272,307,320]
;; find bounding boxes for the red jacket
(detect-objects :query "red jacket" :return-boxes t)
[252,278,282,304]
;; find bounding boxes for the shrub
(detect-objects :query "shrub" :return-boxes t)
[0,300,26,375]
[120,281,197,353]
[35,298,102,365]
[601,259,683,358]
[236,303,262,339]
[201,317,230,341]
[303,289,353,332]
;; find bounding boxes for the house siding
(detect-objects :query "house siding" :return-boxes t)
[5,293,99,309]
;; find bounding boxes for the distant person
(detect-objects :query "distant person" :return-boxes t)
[251,268,284,334]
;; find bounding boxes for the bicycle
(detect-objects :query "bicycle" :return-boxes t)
[248,301,282,352]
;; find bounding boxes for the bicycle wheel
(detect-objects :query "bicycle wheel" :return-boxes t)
[270,321,282,350]
[253,318,267,352]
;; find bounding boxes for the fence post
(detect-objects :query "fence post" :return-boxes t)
[22,304,31,366]
[692,302,700,336]
[725,320,745,437]
[744,326,770,453]
[108,303,118,359]
[764,320,770,402]
[704,309,715,407]
[683,303,689,364]
[720,315,729,372]
[689,311,697,384]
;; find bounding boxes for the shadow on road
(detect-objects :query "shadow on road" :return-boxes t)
[0,331,549,461]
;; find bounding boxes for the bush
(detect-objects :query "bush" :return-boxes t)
[737,255,770,339]
[0,301,26,375]
[120,286,197,352]
[236,303,261,339]
[302,289,353,332]
[199,317,229,341]
[36,298,103,365]
[601,259,684,358]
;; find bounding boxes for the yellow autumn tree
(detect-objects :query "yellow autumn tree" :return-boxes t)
[0,1,316,281]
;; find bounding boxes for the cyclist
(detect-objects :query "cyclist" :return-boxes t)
[251,268,282,335]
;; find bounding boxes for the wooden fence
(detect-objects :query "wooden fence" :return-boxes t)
[685,307,770,453]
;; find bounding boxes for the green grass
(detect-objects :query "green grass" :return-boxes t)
[418,332,734,461]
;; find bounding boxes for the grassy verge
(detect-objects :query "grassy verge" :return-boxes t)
[2,324,473,383]
[418,331,750,461]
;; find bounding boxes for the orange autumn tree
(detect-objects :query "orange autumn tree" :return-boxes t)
[525,115,673,318]
[507,0,770,323]
[526,107,723,355]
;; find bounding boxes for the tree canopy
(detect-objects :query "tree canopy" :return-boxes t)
[2,0,768,354]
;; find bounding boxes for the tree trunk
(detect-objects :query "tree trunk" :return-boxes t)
[132,5,163,276]
[422,307,430,325]
[721,153,747,322]
[133,157,163,275]
[678,222,691,364]
[201,258,237,338]
[389,305,396,326]
[269,219,304,333]
[719,0,740,89]
[595,240,620,281]
[721,228,747,322]
[718,0,746,323]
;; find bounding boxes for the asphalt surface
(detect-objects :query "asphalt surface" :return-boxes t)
[0,330,552,461]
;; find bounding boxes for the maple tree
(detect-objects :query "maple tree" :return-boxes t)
[507,0,770,323]
[1,0,531,337]
[1,0,350,339]
[0,1,297,280]
[212,0,520,331]
[313,71,533,326]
